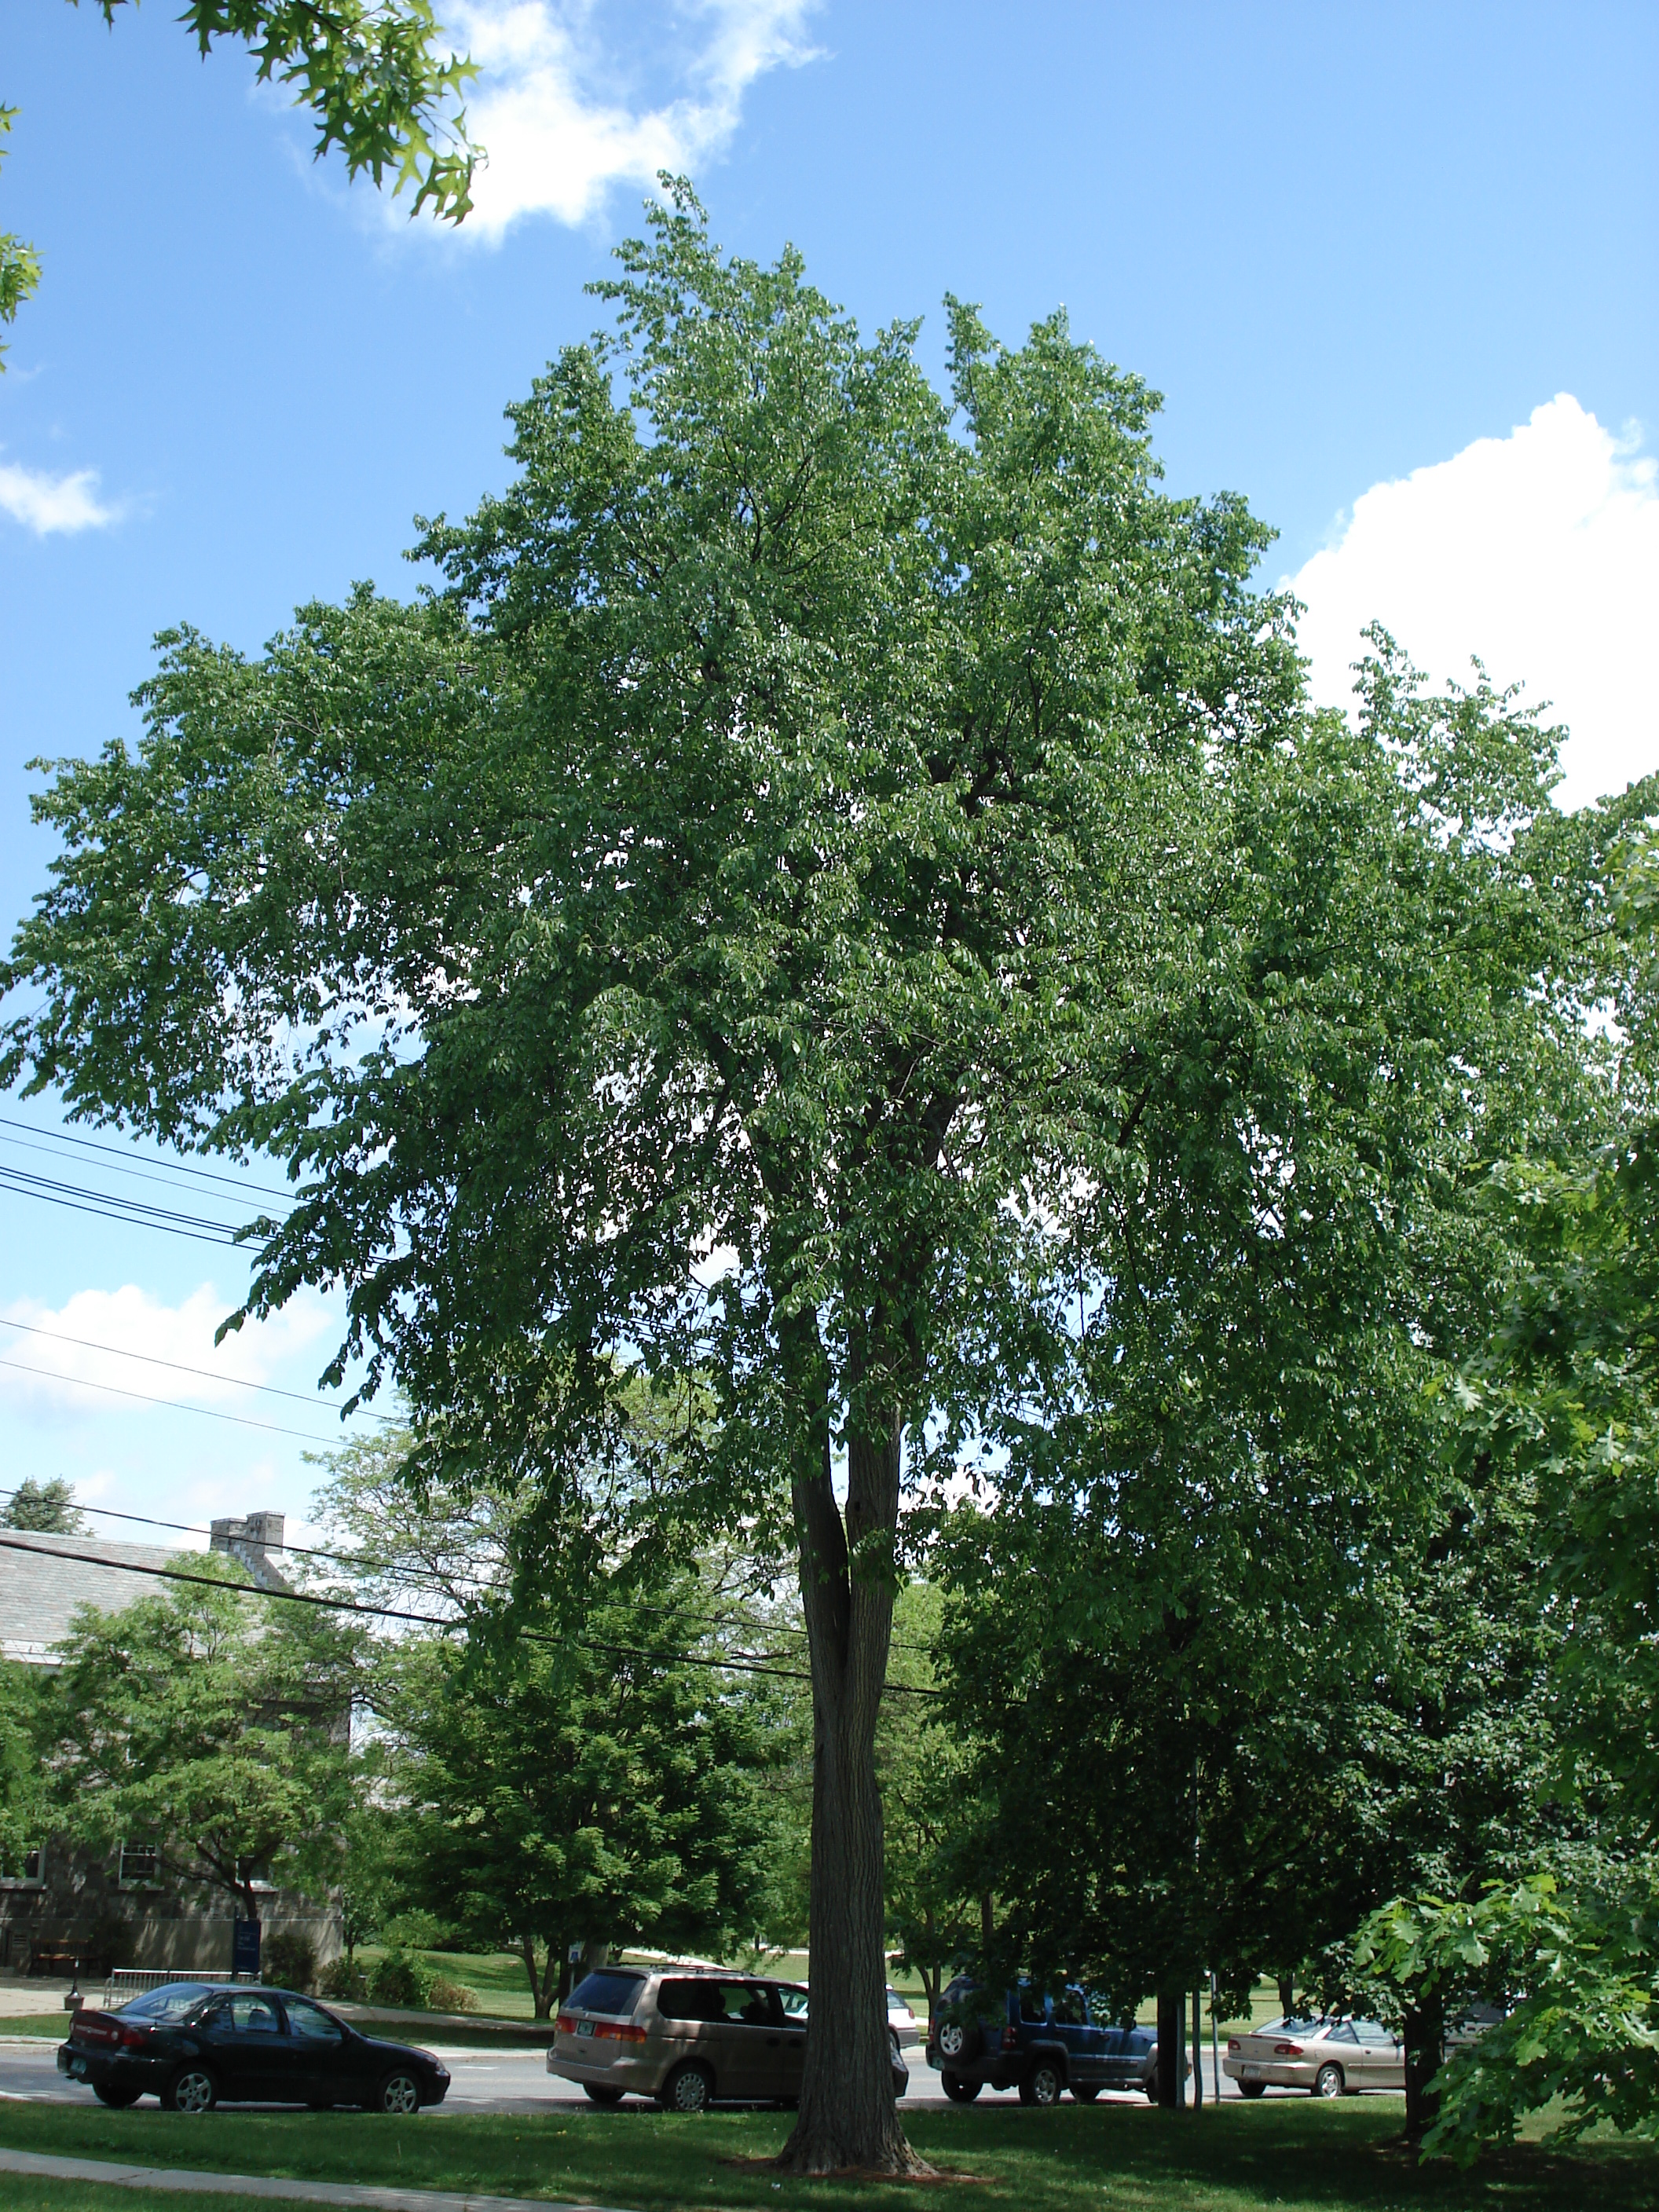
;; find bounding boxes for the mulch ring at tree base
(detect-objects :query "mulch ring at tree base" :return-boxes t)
[720,2157,983,2186]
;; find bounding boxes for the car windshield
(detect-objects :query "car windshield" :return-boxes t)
[1259,2015,1324,2035]
[119,1984,218,2020]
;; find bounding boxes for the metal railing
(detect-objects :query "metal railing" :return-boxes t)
[101,1967,248,2006]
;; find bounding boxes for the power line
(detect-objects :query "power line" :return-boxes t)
[0,1163,254,1246]
[0,1492,931,1658]
[0,1530,939,1695]
[0,1128,291,1216]
[0,1316,389,1421]
[0,1115,295,1203]
[0,1355,350,1445]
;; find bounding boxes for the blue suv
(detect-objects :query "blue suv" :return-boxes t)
[925,1977,1166,2105]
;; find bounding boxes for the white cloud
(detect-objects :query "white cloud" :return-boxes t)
[1289,396,1659,811]
[0,455,122,534]
[445,0,820,236]
[0,1282,335,1421]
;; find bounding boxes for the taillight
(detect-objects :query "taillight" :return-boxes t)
[115,2023,150,2052]
[592,2021,647,2043]
[555,2013,577,2034]
[1273,2041,1303,2056]
[1001,2025,1018,2052]
[1227,2038,1241,2052]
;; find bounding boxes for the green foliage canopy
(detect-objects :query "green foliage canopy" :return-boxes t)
[41,1580,358,1922]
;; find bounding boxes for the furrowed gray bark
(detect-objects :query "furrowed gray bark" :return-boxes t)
[776,1390,928,2177]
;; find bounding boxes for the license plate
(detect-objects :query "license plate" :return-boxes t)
[577,2020,595,2038]
[1240,2064,1263,2078]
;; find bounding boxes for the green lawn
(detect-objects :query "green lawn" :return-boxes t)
[1,2096,1655,2211]
[0,2015,75,2038]
[1,2185,313,2212]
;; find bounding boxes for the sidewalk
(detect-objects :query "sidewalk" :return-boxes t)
[0,2145,638,2212]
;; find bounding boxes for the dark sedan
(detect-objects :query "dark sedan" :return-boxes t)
[57,1982,449,2114]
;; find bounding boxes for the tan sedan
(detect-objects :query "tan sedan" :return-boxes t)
[1223,2015,1404,2098]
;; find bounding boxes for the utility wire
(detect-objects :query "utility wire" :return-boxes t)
[0,1492,932,1656]
[0,1317,389,1422]
[0,1492,806,1646]
[0,1115,295,1203]
[0,1128,292,1215]
[0,1164,255,1246]
[0,1355,349,1445]
[0,1530,939,1696]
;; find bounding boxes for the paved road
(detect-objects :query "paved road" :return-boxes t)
[0,2038,1323,2114]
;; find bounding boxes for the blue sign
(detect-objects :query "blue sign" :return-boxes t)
[232,1919,261,1977]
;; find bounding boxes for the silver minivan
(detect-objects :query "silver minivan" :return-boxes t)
[548,1965,909,2112]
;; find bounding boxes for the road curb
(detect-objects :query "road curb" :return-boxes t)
[0,2145,639,2212]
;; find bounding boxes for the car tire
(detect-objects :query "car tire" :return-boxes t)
[165,2066,218,2115]
[378,2070,423,2115]
[936,2017,980,2064]
[940,2072,981,2104]
[1313,2064,1344,2098]
[583,2084,624,2106]
[1071,2083,1101,2103]
[1239,2081,1267,2099]
[660,2062,713,2114]
[1020,2060,1065,2108]
[94,2083,141,2108]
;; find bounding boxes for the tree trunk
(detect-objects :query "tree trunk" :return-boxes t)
[1157,1988,1184,2108]
[520,1935,548,2017]
[1192,1986,1203,2108]
[775,1390,928,2178]
[1277,1975,1295,2020]
[1403,1993,1445,2143]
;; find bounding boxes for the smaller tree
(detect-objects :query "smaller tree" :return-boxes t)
[376,1574,800,2016]
[0,1660,51,1877]
[43,1580,358,1930]
[2,1478,86,1533]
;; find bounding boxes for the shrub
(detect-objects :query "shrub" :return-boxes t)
[427,1975,479,2013]
[262,1931,317,1993]
[368,1949,434,2008]
[317,1956,369,2002]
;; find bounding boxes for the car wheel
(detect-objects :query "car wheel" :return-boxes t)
[1071,2083,1101,2103]
[940,2072,981,2104]
[1020,2060,1064,2107]
[93,2083,141,2109]
[936,2017,980,2064]
[1239,2081,1266,2099]
[379,2070,423,2115]
[582,2084,624,2106]
[166,2066,218,2115]
[661,2062,713,2114]
[1313,2063,1344,2098]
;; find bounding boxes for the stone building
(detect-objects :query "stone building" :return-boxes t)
[0,1513,343,1977]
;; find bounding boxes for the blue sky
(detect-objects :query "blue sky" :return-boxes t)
[1,0,1655,1551]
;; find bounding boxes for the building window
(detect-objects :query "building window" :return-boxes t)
[0,1844,43,1887]
[236,1856,276,1893]
[118,1841,159,1886]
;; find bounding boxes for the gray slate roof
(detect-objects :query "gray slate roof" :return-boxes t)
[0,1527,185,1664]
